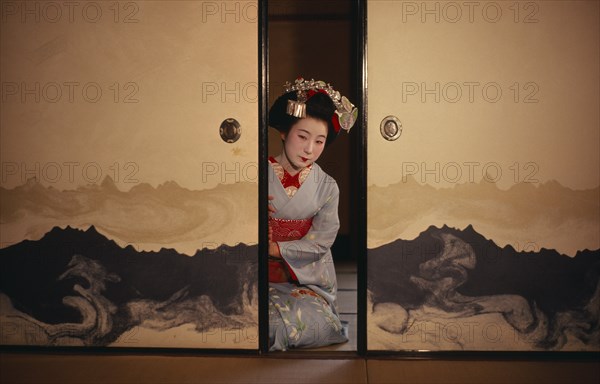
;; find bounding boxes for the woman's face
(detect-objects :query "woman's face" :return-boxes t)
[281,117,328,170]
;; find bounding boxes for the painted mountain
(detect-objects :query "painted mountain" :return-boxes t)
[368,225,600,351]
[0,226,258,348]
[0,177,258,255]
[368,177,599,256]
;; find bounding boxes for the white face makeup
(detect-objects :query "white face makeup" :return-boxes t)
[280,117,328,173]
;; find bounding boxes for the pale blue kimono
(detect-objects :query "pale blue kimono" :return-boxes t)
[268,161,348,351]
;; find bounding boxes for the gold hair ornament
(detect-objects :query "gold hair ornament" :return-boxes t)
[283,78,358,132]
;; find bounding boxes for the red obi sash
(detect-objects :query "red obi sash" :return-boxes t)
[269,217,313,283]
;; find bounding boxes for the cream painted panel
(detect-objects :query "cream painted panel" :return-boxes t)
[1,1,258,191]
[368,1,598,190]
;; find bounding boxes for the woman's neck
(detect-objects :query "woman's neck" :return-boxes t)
[275,153,302,176]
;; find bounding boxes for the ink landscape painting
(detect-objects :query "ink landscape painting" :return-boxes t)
[0,179,259,349]
[366,178,600,352]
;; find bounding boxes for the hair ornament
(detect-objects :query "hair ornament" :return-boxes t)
[283,77,358,132]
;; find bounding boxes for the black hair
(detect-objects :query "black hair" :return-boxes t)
[269,91,338,147]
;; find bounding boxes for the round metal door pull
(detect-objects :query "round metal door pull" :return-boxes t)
[380,116,402,141]
[219,118,241,143]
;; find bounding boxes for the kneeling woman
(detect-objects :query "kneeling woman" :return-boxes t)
[267,78,357,351]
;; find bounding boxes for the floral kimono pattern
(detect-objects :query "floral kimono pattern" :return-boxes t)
[268,158,347,351]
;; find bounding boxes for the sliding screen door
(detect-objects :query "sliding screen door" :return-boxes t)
[367,0,599,352]
[1,1,259,349]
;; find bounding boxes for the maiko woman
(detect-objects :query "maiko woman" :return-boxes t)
[267,78,357,351]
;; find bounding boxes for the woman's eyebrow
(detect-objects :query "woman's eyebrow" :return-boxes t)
[298,128,327,139]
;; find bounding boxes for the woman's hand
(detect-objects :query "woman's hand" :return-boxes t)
[269,241,282,259]
[268,195,276,217]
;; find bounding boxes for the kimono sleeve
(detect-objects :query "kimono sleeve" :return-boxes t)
[278,181,340,268]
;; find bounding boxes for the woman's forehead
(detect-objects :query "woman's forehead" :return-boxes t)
[291,117,328,137]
